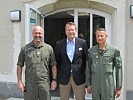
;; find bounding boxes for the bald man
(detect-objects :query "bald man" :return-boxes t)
[17,26,57,100]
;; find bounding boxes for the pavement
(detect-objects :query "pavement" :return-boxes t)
[0,96,92,100]
[0,91,92,100]
[2,97,76,100]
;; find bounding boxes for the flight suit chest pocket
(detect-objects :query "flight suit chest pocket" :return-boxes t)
[103,53,113,73]
[102,53,113,64]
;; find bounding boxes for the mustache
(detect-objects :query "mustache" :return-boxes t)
[34,36,42,39]
[34,36,43,40]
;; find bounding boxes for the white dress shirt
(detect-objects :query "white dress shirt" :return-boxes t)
[66,38,75,62]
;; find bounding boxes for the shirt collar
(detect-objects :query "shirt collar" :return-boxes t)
[31,41,43,48]
[96,44,109,52]
[67,38,75,44]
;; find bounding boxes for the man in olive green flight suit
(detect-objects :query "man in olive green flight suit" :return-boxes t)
[17,26,57,100]
[86,28,123,100]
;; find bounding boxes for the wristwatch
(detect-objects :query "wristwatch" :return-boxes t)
[52,78,57,81]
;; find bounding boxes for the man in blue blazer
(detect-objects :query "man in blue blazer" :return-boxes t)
[55,22,88,100]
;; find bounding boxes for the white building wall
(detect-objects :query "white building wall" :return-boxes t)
[0,0,22,82]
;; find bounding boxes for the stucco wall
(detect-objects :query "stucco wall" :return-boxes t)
[0,0,20,79]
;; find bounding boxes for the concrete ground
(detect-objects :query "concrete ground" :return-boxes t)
[0,97,92,100]
[0,97,76,100]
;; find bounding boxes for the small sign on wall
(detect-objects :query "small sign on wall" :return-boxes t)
[10,10,21,22]
[30,18,36,23]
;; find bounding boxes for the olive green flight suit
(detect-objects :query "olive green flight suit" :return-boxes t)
[86,45,122,100]
[17,41,57,100]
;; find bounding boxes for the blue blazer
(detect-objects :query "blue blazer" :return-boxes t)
[55,37,88,85]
